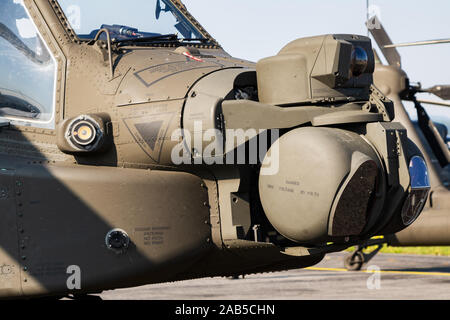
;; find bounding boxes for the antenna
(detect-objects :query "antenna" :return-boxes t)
[366,0,370,37]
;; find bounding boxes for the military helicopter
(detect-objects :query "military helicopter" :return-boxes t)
[0,0,430,298]
[344,15,450,270]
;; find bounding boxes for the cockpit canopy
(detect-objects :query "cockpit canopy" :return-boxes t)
[58,0,205,41]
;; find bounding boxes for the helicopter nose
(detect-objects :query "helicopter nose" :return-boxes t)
[258,127,383,243]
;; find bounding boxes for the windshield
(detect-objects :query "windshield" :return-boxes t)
[58,0,204,41]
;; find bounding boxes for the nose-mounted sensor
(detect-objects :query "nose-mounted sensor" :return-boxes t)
[350,46,369,77]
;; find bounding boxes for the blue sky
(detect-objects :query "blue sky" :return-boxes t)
[182,0,450,122]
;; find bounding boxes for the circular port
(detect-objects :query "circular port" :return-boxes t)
[71,120,97,146]
[105,228,130,254]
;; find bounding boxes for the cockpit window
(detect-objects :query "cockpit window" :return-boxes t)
[0,0,56,127]
[58,0,204,41]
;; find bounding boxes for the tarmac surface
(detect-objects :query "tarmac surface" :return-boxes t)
[98,252,450,300]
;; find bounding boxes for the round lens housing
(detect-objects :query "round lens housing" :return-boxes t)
[65,115,103,152]
[71,121,96,146]
[350,46,369,77]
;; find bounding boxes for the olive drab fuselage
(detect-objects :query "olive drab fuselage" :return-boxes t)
[0,0,429,298]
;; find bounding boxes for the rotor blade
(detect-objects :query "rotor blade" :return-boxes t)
[384,39,450,48]
[423,85,450,100]
[416,99,450,107]
[367,15,401,67]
